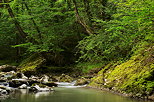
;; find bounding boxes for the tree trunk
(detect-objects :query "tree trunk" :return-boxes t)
[5,0,27,39]
[72,0,93,35]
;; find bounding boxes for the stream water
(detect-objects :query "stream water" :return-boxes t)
[1,86,152,102]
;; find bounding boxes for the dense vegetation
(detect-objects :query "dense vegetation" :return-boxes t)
[0,0,153,71]
[0,0,154,99]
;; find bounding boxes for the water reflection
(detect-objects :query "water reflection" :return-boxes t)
[1,88,152,102]
[35,92,53,98]
[16,89,53,98]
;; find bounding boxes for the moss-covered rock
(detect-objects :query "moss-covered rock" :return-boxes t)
[32,83,47,88]
[58,74,74,82]
[88,45,154,99]
[17,53,45,74]
[74,77,89,86]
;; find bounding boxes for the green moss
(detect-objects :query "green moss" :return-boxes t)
[89,45,154,98]
[76,62,104,73]
[32,83,47,88]
[18,53,45,72]
[59,74,73,82]
[98,63,113,75]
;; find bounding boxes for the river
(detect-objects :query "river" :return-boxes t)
[1,87,151,102]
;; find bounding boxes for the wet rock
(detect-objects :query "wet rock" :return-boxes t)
[16,73,28,79]
[0,85,14,93]
[43,82,58,87]
[0,65,16,72]
[59,74,73,83]
[28,75,40,86]
[29,76,39,81]
[28,80,40,86]
[0,80,9,87]
[51,76,59,82]
[40,75,49,83]
[9,79,29,88]
[74,77,89,86]
[19,84,28,89]
[29,85,53,92]
[1,71,16,80]
[0,89,8,95]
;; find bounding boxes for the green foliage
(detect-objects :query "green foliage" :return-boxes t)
[0,0,153,70]
[76,62,104,73]
[0,0,83,65]
[77,0,154,63]
[0,8,17,60]
[89,44,154,97]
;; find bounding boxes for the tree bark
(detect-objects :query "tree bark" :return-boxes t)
[5,0,27,39]
[72,0,93,35]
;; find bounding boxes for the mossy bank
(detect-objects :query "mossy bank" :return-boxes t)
[88,44,154,100]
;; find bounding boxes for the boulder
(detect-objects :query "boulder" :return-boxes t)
[0,85,13,93]
[16,73,28,79]
[1,71,16,80]
[40,75,49,83]
[51,76,59,82]
[29,76,39,81]
[74,77,89,86]
[0,65,16,72]
[29,85,53,92]
[19,84,28,89]
[43,82,58,87]
[0,80,9,86]
[0,88,8,95]
[9,79,29,88]
[59,74,73,83]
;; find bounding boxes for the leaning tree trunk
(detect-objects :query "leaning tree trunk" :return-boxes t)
[72,0,94,35]
[4,0,27,39]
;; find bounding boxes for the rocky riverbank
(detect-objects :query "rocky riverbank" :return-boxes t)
[0,65,90,99]
[0,45,153,101]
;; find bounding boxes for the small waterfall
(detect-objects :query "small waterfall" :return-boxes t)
[55,81,86,88]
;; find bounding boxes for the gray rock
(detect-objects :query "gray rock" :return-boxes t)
[16,73,28,79]
[0,65,16,72]
[9,79,29,88]
[58,74,74,82]
[74,77,89,86]
[19,84,28,89]
[0,85,14,93]
[0,89,8,95]
[40,75,49,83]
[29,76,39,81]
[29,85,54,92]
